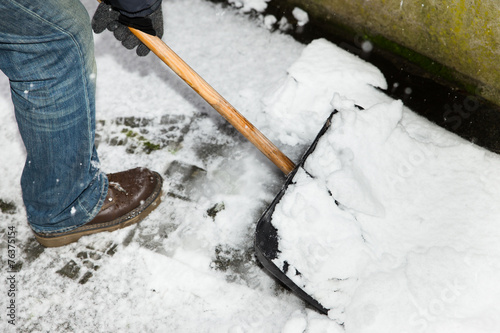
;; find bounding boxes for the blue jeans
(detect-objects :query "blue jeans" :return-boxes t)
[0,0,108,233]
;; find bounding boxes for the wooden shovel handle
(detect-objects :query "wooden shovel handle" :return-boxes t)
[128,27,296,175]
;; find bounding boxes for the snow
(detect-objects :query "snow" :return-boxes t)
[270,37,500,332]
[261,39,388,148]
[292,7,309,27]
[263,14,277,30]
[0,0,499,332]
[228,0,269,13]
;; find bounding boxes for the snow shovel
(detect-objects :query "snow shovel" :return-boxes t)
[128,27,331,314]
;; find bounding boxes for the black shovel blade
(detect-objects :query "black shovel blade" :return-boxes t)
[255,111,337,316]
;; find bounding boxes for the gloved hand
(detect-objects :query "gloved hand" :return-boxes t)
[92,1,164,57]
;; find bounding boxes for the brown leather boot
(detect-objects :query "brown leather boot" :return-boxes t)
[34,167,163,247]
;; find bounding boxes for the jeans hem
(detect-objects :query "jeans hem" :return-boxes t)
[29,174,109,235]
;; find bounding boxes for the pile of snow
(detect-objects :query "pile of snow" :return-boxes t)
[262,39,387,149]
[271,45,500,332]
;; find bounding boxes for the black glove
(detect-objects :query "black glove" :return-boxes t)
[92,1,164,57]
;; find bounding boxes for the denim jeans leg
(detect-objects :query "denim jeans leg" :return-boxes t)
[0,0,108,233]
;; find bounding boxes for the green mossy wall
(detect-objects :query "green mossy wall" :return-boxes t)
[280,0,500,105]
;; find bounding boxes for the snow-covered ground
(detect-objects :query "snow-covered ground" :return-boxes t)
[1,0,499,332]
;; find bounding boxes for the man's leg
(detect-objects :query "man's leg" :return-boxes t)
[0,0,163,247]
[0,0,109,234]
